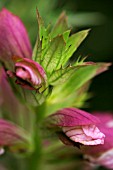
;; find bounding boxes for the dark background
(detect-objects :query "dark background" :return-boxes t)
[0,0,113,111]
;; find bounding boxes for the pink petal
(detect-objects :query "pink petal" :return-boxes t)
[63,125,105,145]
[85,148,113,169]
[82,125,105,139]
[0,67,34,130]
[0,8,32,69]
[47,108,105,146]
[16,67,31,79]
[15,57,47,87]
[0,148,4,155]
[9,56,47,89]
[81,112,113,155]
[49,108,100,127]
[0,67,19,117]
[0,119,29,148]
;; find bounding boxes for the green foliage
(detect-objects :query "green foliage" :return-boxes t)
[61,29,89,66]
[49,65,77,86]
[41,63,109,116]
[41,35,65,75]
[50,12,68,38]
[32,10,90,87]
[31,10,110,114]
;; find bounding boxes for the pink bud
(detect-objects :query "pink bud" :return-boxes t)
[7,56,47,90]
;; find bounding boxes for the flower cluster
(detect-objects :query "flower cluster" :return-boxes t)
[0,8,112,170]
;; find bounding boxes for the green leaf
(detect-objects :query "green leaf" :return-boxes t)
[50,11,68,38]
[32,9,49,63]
[49,65,77,86]
[63,30,70,43]
[62,29,90,66]
[56,63,109,98]
[44,62,110,115]
[71,81,91,108]
[41,35,66,75]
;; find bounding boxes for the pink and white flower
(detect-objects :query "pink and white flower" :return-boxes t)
[47,108,105,146]
[7,56,47,90]
[0,8,47,90]
[0,118,31,154]
[81,112,113,169]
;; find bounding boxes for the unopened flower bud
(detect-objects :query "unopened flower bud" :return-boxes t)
[8,56,47,90]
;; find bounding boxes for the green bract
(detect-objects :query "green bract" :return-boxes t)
[32,9,110,115]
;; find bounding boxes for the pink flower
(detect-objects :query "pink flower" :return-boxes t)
[0,118,31,154]
[7,56,47,90]
[0,67,19,115]
[0,8,32,68]
[0,67,33,154]
[81,112,113,169]
[47,108,105,146]
[0,8,46,90]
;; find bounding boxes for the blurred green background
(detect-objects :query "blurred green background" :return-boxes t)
[0,0,113,112]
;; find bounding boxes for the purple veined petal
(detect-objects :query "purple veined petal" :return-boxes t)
[93,112,113,128]
[82,125,105,140]
[84,148,113,169]
[15,57,47,86]
[47,108,105,146]
[0,119,30,152]
[49,108,100,127]
[0,8,32,69]
[8,56,47,90]
[0,67,19,118]
[63,124,105,145]
[80,113,113,169]
[81,112,113,155]
[0,67,34,130]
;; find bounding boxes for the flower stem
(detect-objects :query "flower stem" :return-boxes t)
[26,130,42,170]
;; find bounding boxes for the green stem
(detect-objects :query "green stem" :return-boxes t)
[26,130,42,170]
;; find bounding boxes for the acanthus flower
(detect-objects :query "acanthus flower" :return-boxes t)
[0,119,31,154]
[0,8,47,90]
[46,108,105,146]
[7,56,47,90]
[0,8,32,68]
[81,112,113,169]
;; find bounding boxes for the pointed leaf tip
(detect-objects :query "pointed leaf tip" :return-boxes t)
[57,11,67,24]
[36,8,44,27]
[96,62,111,75]
[62,29,90,66]
[51,11,68,38]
